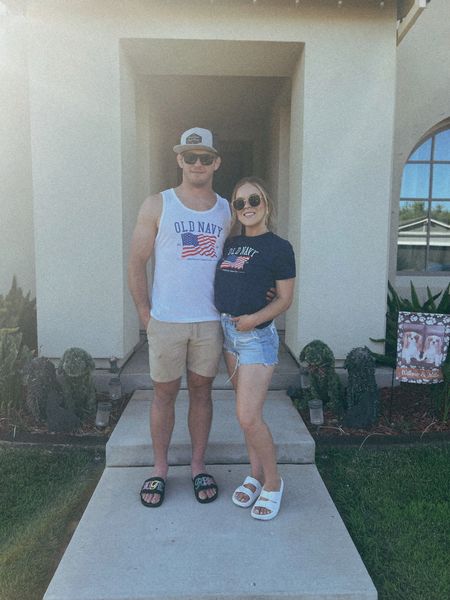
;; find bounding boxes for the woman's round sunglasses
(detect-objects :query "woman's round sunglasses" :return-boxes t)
[232,194,262,211]
[182,152,216,166]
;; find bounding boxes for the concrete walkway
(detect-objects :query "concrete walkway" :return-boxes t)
[44,350,377,600]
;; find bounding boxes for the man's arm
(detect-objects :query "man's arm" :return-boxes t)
[127,194,162,329]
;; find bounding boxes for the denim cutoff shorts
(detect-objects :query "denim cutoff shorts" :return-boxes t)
[220,313,279,366]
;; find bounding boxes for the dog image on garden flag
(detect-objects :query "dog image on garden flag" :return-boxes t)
[401,331,423,364]
[421,334,444,367]
[396,312,450,383]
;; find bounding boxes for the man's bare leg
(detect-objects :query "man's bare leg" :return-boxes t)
[141,378,181,505]
[187,370,217,501]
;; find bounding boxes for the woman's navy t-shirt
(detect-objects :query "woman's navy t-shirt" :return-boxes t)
[214,231,296,328]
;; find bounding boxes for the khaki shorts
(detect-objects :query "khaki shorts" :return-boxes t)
[147,318,223,383]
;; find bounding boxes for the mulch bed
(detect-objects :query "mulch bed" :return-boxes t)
[0,394,130,447]
[1,385,449,447]
[300,383,450,445]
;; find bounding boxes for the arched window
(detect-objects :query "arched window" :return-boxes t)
[397,125,450,273]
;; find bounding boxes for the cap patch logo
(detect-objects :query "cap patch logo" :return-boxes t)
[186,133,202,144]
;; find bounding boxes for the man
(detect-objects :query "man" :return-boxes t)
[128,127,231,507]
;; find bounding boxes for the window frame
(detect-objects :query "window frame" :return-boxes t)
[397,124,450,275]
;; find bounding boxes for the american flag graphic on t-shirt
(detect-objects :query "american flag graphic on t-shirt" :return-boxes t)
[220,255,250,270]
[181,233,217,258]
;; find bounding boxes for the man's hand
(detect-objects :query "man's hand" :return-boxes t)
[266,287,277,303]
[231,314,258,331]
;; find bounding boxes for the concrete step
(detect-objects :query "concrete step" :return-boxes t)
[94,340,395,396]
[95,342,301,394]
[43,464,377,600]
[106,390,315,467]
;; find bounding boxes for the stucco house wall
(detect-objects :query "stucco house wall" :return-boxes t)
[392,0,450,300]
[2,0,441,363]
[0,9,34,296]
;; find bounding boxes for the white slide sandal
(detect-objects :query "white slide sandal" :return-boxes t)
[251,479,284,521]
[232,476,262,508]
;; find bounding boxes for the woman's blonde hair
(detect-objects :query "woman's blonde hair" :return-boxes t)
[230,176,275,233]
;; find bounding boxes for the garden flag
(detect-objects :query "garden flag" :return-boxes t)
[396,311,450,383]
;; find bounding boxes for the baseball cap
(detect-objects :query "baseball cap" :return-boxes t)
[173,127,218,155]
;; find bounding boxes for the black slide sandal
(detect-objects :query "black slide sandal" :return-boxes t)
[140,476,166,507]
[192,473,218,504]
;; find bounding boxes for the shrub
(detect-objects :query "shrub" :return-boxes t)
[296,339,346,416]
[0,278,37,419]
[370,281,450,367]
[0,329,33,418]
[431,354,450,422]
[57,348,96,418]
[0,276,37,352]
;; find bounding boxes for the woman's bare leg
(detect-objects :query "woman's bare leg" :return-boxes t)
[224,352,264,503]
[234,362,281,514]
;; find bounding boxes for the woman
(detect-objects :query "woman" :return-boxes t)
[214,177,296,520]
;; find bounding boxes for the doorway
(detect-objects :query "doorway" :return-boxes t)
[121,38,303,341]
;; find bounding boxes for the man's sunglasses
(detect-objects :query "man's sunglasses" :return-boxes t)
[182,152,216,165]
[232,194,262,211]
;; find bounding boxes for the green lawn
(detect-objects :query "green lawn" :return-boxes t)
[316,444,450,600]
[0,444,449,600]
[0,446,103,600]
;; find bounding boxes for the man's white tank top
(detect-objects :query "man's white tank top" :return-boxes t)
[150,188,231,322]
